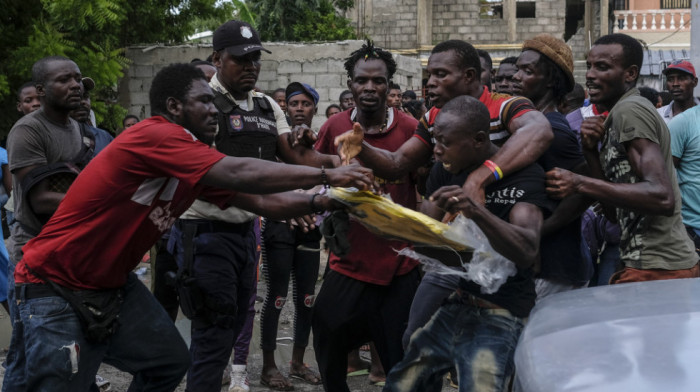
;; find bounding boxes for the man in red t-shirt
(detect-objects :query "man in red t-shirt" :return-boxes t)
[333,40,551,204]
[312,42,420,392]
[4,63,374,392]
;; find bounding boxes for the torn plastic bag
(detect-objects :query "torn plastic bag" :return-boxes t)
[329,188,516,294]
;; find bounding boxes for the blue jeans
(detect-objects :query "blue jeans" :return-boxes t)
[3,262,24,387]
[384,300,525,392]
[402,271,460,349]
[3,273,190,392]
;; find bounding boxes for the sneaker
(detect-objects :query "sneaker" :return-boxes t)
[95,374,111,391]
[229,364,250,392]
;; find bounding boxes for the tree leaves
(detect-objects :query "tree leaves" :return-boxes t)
[0,0,232,137]
[249,0,356,42]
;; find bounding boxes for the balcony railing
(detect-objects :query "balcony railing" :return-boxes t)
[613,9,690,32]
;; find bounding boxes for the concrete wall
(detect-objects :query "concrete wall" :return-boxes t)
[348,0,419,49]
[119,41,423,130]
[433,0,565,44]
[348,0,567,47]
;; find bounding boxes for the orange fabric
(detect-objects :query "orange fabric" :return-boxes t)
[609,263,700,284]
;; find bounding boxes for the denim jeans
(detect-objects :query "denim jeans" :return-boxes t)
[2,262,25,389]
[2,273,190,392]
[384,301,525,392]
[402,271,460,349]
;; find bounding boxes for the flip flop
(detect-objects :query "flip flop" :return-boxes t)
[289,364,322,385]
[369,374,386,387]
[260,371,295,391]
[347,368,370,377]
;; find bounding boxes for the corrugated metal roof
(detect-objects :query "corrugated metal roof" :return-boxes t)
[642,49,690,75]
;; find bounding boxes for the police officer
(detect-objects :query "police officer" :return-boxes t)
[170,20,340,392]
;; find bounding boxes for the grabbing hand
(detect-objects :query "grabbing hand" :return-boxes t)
[334,122,365,165]
[545,167,580,199]
[287,215,317,233]
[326,163,374,190]
[462,171,488,206]
[580,115,606,151]
[288,124,318,148]
[429,185,480,218]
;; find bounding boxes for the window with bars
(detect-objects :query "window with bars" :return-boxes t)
[661,0,690,9]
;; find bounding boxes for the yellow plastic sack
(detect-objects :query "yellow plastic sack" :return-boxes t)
[328,188,473,251]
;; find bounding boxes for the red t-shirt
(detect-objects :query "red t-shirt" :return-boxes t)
[15,116,231,289]
[315,108,419,285]
[413,86,535,148]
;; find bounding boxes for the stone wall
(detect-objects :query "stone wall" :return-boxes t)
[119,41,423,130]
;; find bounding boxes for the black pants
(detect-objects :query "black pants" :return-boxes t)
[170,219,256,392]
[312,269,419,392]
[260,220,320,351]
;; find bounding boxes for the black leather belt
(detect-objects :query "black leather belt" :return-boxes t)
[16,283,57,300]
[177,219,253,235]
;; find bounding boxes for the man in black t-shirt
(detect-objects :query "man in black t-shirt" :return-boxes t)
[511,34,592,298]
[384,96,551,392]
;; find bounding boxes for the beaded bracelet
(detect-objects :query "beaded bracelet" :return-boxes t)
[483,160,503,181]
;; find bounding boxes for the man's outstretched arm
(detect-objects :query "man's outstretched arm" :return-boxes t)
[277,130,341,168]
[231,191,338,221]
[546,138,675,216]
[333,129,433,179]
[200,156,374,194]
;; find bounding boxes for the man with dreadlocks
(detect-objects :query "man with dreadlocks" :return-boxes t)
[312,41,421,392]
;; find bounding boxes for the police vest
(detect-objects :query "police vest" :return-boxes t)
[213,91,278,161]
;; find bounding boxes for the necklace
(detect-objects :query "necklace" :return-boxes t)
[351,107,390,134]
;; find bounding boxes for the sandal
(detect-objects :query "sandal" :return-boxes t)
[347,357,371,377]
[369,374,386,387]
[347,368,370,377]
[289,363,322,385]
[260,369,294,391]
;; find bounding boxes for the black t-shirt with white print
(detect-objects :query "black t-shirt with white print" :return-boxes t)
[425,161,553,318]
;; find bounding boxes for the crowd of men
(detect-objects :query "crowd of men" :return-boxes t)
[2,18,700,392]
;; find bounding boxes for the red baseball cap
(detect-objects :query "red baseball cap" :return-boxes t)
[663,60,696,78]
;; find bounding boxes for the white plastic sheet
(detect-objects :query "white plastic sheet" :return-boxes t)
[398,215,517,294]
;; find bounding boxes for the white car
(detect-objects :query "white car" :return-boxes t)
[515,278,700,392]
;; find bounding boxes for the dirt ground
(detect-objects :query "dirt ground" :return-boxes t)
[0,256,453,391]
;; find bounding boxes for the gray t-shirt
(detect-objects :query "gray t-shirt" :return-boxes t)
[600,88,698,270]
[7,108,83,262]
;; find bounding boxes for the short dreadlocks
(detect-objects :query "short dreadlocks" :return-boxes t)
[344,40,397,80]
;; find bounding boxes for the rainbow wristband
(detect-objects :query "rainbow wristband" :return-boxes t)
[483,160,503,181]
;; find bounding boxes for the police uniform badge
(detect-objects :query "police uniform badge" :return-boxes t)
[241,26,253,39]
[230,114,243,131]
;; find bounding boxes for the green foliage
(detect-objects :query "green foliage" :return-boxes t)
[250,0,356,42]
[293,1,356,41]
[0,0,233,139]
